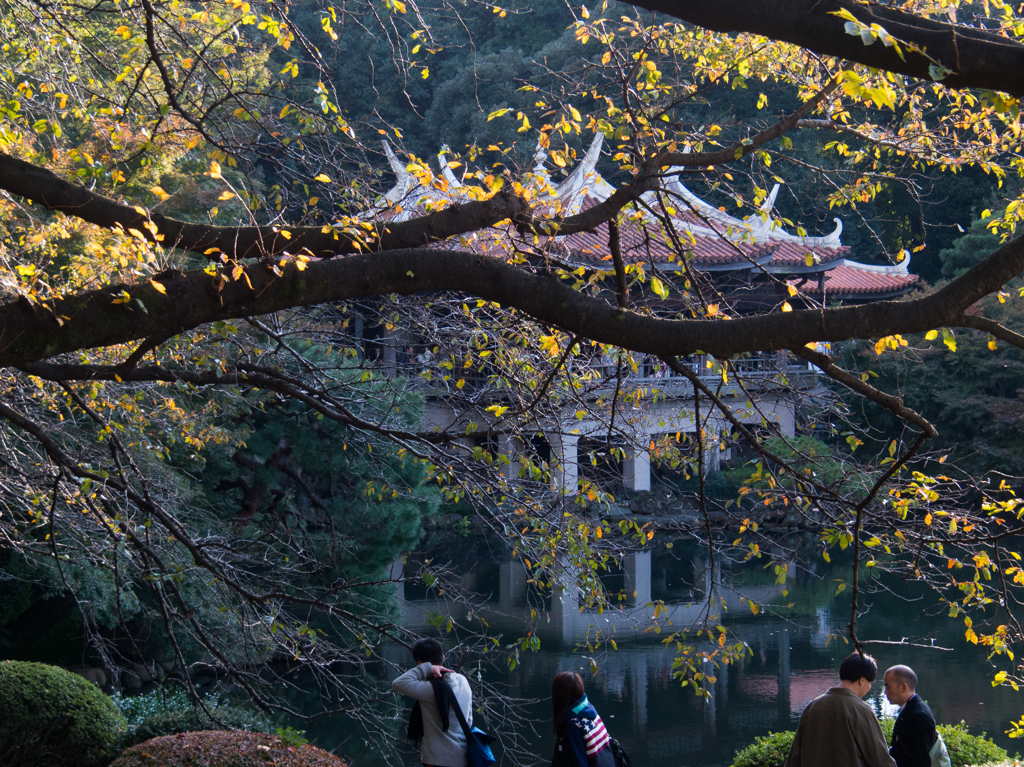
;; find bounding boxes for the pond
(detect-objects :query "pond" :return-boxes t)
[297,532,1024,767]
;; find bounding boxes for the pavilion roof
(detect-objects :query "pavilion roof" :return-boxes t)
[369,135,919,298]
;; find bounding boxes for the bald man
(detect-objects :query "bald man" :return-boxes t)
[883,665,938,767]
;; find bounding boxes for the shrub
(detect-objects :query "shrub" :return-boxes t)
[112,688,272,748]
[730,731,795,767]
[731,720,1009,767]
[111,730,348,767]
[938,721,1009,767]
[0,660,125,767]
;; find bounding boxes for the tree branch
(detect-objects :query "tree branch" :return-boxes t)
[2,233,1023,368]
[628,0,1024,97]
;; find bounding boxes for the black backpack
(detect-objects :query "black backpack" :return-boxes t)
[608,738,632,767]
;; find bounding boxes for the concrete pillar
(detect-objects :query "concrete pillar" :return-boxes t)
[550,567,580,642]
[623,445,651,491]
[701,419,726,472]
[496,433,520,479]
[703,656,716,731]
[499,560,528,611]
[389,558,405,612]
[550,433,579,495]
[624,551,652,606]
[353,312,364,361]
[717,654,729,711]
[630,652,649,735]
[778,628,791,725]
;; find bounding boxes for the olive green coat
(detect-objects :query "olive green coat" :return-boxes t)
[785,687,897,767]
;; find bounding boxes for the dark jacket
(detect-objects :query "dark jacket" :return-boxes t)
[552,695,615,767]
[890,695,937,767]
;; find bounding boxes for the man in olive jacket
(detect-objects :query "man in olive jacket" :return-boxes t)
[785,652,897,767]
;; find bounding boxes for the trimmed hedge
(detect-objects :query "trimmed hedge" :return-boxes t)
[731,720,1009,767]
[111,731,348,767]
[0,660,125,767]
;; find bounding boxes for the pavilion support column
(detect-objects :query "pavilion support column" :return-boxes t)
[496,432,521,479]
[624,550,652,606]
[623,444,651,491]
[550,433,579,495]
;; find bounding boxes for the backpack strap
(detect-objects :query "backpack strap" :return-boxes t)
[443,679,474,740]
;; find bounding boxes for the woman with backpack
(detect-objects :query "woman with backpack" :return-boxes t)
[551,672,626,767]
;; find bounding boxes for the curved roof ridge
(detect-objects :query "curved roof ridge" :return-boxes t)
[555,133,606,215]
[839,252,911,274]
[438,147,464,189]
[378,140,418,210]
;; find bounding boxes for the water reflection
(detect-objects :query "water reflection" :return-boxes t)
[382,536,1020,767]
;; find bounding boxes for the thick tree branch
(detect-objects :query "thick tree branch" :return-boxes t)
[0,152,532,260]
[956,313,1024,352]
[792,346,938,438]
[1,232,1023,367]
[629,0,1024,97]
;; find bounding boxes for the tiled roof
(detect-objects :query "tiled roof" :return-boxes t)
[370,136,915,300]
[790,264,920,296]
[560,218,774,265]
[558,195,848,268]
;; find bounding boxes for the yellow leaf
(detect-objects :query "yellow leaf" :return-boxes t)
[308,196,319,206]
[314,173,331,182]
[218,191,235,201]
[150,186,170,201]
[925,330,939,340]
[781,302,792,312]
[210,161,222,179]
[651,276,668,299]
[421,67,429,79]
[150,280,167,294]
[787,284,798,297]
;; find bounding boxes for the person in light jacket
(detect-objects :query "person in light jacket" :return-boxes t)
[393,638,472,767]
[785,651,896,767]
[551,671,615,767]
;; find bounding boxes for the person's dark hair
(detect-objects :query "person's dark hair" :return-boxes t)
[552,672,586,733]
[839,651,878,683]
[412,638,444,666]
[886,665,918,691]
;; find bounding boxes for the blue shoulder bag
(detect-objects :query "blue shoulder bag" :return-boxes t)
[448,688,496,767]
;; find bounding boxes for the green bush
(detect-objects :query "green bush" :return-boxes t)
[731,731,795,767]
[731,720,1009,767]
[0,660,125,767]
[112,687,272,748]
[938,721,1009,767]
[111,731,348,767]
